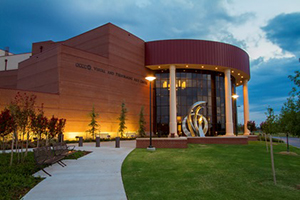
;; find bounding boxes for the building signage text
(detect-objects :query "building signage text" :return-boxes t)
[75,63,147,85]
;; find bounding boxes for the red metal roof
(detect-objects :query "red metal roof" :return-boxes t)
[145,40,250,76]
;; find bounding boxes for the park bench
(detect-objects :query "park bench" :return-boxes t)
[52,142,75,157]
[33,146,67,176]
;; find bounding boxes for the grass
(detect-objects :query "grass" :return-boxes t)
[122,141,300,200]
[0,150,89,200]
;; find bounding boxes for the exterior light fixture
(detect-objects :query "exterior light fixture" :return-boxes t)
[232,94,239,99]
[145,76,156,81]
[238,73,240,75]
[201,66,204,68]
[232,70,234,73]
[186,65,188,68]
[241,76,244,78]
[215,67,218,70]
[145,76,156,151]
[158,66,161,69]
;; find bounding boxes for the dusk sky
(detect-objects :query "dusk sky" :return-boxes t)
[1,0,300,125]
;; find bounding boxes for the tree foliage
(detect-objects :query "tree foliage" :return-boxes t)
[261,107,279,135]
[86,105,99,139]
[1,93,67,165]
[138,107,146,137]
[30,105,48,147]
[247,121,257,134]
[277,70,300,138]
[118,101,127,138]
[279,96,300,137]
[0,109,14,153]
[288,70,300,97]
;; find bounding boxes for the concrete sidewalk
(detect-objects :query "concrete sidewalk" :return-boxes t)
[23,140,136,200]
[274,136,300,148]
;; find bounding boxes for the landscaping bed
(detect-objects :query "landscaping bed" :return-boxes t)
[0,150,90,200]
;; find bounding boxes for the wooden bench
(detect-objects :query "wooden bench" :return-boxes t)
[33,146,67,176]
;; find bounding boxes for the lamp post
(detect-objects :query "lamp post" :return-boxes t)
[232,94,239,136]
[145,76,156,151]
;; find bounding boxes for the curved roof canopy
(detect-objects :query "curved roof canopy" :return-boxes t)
[145,39,250,85]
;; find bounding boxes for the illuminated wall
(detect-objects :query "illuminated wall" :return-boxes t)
[0,23,153,140]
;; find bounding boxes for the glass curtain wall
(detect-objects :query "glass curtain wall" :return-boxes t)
[155,69,236,136]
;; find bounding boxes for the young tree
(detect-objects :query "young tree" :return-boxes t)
[247,121,257,134]
[279,96,300,152]
[86,106,99,140]
[262,107,279,135]
[57,118,66,142]
[137,106,146,137]
[31,105,48,147]
[278,71,300,151]
[47,116,58,145]
[0,109,14,153]
[118,101,127,138]
[10,92,37,160]
[8,102,21,163]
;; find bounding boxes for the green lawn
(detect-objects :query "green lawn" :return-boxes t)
[122,141,300,200]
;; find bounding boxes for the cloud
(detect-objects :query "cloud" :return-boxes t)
[263,12,300,55]
[236,56,299,124]
[0,0,254,53]
[2,0,299,127]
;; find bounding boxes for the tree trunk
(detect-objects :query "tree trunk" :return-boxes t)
[16,132,20,163]
[2,136,5,154]
[265,133,269,152]
[25,131,29,157]
[10,131,15,166]
[21,131,24,162]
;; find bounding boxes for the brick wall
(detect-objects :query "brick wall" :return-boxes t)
[248,135,258,141]
[187,136,248,145]
[136,138,188,148]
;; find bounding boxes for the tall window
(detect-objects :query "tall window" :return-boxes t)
[155,69,236,136]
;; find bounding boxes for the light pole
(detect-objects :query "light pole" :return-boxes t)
[145,76,156,151]
[232,94,239,136]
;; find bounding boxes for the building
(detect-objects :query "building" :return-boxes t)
[0,48,31,71]
[0,23,250,139]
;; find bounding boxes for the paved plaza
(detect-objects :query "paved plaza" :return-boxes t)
[23,141,136,200]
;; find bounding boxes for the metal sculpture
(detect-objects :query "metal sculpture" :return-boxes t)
[182,101,208,137]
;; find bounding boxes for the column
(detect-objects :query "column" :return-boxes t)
[224,69,234,136]
[243,79,250,135]
[169,65,178,137]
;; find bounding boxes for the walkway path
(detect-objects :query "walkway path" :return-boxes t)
[274,136,300,148]
[23,140,136,200]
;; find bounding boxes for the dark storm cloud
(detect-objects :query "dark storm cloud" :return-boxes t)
[263,12,300,55]
[0,0,253,53]
[0,0,76,53]
[236,57,300,123]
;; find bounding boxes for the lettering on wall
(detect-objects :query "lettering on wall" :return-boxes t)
[75,63,147,85]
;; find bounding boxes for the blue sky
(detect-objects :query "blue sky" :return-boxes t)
[1,0,300,125]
